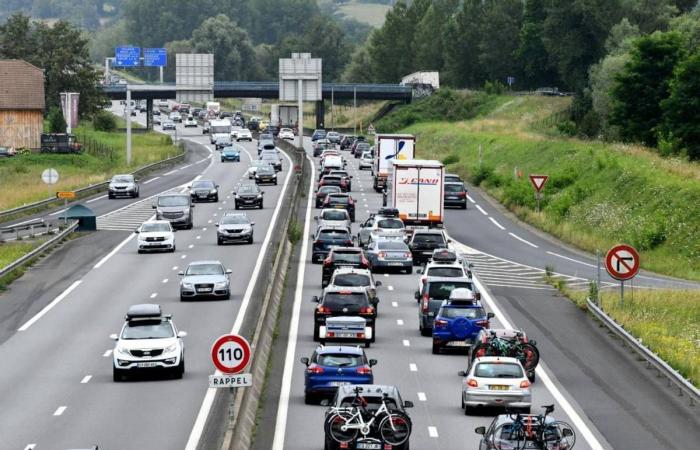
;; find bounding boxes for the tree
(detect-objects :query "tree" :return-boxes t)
[341,44,374,83]
[47,107,67,133]
[366,1,414,82]
[660,49,700,159]
[477,0,524,85]
[163,39,193,82]
[413,0,458,73]
[0,13,36,60]
[517,0,559,87]
[442,0,486,87]
[620,0,678,33]
[610,31,686,145]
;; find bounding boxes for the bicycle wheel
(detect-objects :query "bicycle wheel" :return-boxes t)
[471,342,494,360]
[490,422,528,450]
[517,343,540,371]
[542,420,576,450]
[378,412,411,446]
[325,411,358,444]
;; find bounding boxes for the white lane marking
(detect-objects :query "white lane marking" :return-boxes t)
[428,426,438,438]
[222,201,227,204]
[489,217,506,230]
[143,177,161,185]
[53,406,67,416]
[188,244,194,249]
[270,152,315,450]
[23,445,36,450]
[417,392,427,401]
[103,350,112,357]
[475,204,488,216]
[180,164,192,169]
[150,293,158,298]
[93,234,136,269]
[80,375,92,384]
[172,266,178,271]
[163,169,178,176]
[18,280,82,331]
[196,235,201,240]
[86,194,108,203]
[387,286,394,291]
[49,208,67,216]
[402,339,410,347]
[546,251,597,268]
[409,363,417,372]
[218,207,222,210]
[202,227,207,231]
[162,278,168,283]
[196,158,207,164]
[392,301,398,308]
[181,254,187,259]
[396,319,404,326]
[508,232,539,248]
[208,219,213,224]
[467,195,476,204]
[187,146,295,450]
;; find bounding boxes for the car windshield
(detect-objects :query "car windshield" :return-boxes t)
[319,230,350,239]
[192,181,215,189]
[319,186,341,194]
[445,175,462,183]
[328,196,349,204]
[158,196,189,207]
[238,185,259,194]
[377,219,403,229]
[427,267,463,277]
[362,153,372,159]
[261,154,278,161]
[186,263,224,275]
[322,177,342,184]
[316,353,363,367]
[439,306,485,319]
[141,222,171,233]
[211,125,231,134]
[112,175,133,183]
[333,274,370,287]
[221,215,248,225]
[122,320,174,340]
[377,241,408,250]
[445,184,465,192]
[323,293,366,307]
[323,210,348,220]
[413,234,446,244]
[496,422,559,442]
[340,396,397,411]
[474,362,523,378]
[428,282,472,299]
[332,251,362,264]
[258,167,275,175]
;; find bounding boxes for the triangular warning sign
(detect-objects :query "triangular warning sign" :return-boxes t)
[529,174,549,192]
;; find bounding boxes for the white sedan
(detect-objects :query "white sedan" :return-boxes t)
[279,128,295,140]
[236,128,253,141]
[135,220,176,253]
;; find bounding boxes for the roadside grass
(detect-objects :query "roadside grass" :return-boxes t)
[0,122,181,211]
[396,94,700,280]
[567,289,700,388]
[0,238,48,269]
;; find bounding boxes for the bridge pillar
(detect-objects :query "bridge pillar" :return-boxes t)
[315,101,325,130]
[146,98,153,130]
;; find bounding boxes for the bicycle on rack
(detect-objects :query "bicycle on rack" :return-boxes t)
[486,404,576,450]
[472,329,540,378]
[324,387,412,447]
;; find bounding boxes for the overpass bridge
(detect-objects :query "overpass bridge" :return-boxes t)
[101,81,413,128]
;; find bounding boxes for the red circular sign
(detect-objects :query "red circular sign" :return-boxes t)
[211,334,251,374]
[605,244,640,281]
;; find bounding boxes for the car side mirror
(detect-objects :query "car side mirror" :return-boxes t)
[152,205,157,209]
[134,229,140,234]
[311,295,319,303]
[314,216,319,221]
[178,271,184,276]
[403,401,414,408]
[226,269,232,274]
[261,191,265,195]
[216,184,220,188]
[447,239,452,243]
[458,370,468,377]
[416,269,422,274]
[468,263,474,269]
[300,357,309,366]
[475,293,481,301]
[530,339,537,346]
[475,426,486,435]
[375,281,382,287]
[319,399,330,407]
[487,312,495,319]
[215,224,219,227]
[414,290,420,300]
[369,359,377,367]
[178,331,187,338]
[109,334,119,341]
[251,222,255,226]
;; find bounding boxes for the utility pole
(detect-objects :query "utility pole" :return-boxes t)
[331,86,334,131]
[297,79,304,150]
[126,87,132,165]
[353,87,357,136]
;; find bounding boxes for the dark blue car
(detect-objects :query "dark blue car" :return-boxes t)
[311,129,327,141]
[300,345,376,404]
[311,226,354,263]
[220,146,241,162]
[431,288,494,354]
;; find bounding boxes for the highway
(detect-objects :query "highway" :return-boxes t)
[0,104,292,449]
[258,137,699,450]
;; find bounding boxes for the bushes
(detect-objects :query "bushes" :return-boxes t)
[442,153,460,165]
[46,107,66,133]
[93,111,117,131]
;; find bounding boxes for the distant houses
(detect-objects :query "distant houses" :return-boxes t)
[0,59,45,149]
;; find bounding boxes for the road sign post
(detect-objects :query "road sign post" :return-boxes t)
[528,174,549,213]
[605,244,640,308]
[210,334,252,389]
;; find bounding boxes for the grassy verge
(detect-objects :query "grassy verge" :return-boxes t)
[0,121,181,211]
[388,93,700,280]
[0,237,49,268]
[565,288,699,388]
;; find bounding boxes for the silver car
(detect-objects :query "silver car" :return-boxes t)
[108,174,139,199]
[315,208,351,232]
[459,356,531,414]
[359,151,373,170]
[328,267,382,310]
[178,261,231,301]
[216,212,254,245]
[365,238,413,274]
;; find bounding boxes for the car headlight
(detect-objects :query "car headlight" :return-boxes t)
[117,346,131,356]
[164,343,179,354]
[256,194,262,199]
[182,282,194,289]
[210,189,217,194]
[215,281,229,289]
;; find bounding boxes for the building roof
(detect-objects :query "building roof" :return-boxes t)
[0,60,45,111]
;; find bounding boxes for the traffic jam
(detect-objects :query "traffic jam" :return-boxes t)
[300,131,576,450]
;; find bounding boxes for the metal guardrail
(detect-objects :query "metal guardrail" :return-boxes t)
[0,151,185,224]
[587,298,699,406]
[0,220,78,279]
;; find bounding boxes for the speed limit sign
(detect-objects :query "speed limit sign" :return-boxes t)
[211,334,251,374]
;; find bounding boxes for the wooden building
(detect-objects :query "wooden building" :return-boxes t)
[0,60,45,149]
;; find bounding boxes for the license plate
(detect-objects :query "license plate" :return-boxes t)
[197,288,212,292]
[490,385,509,391]
[356,443,381,450]
[335,332,356,338]
[329,381,350,387]
[388,262,403,266]
[243,200,253,204]
[334,205,344,209]
[137,362,158,368]
[422,251,433,255]
[448,341,469,347]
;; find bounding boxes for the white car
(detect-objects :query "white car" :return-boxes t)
[231,127,240,139]
[162,121,176,131]
[416,248,472,292]
[169,112,182,123]
[110,304,186,381]
[279,128,295,140]
[315,208,351,232]
[135,220,176,253]
[236,128,252,141]
[183,115,197,127]
[359,151,373,170]
[459,356,532,414]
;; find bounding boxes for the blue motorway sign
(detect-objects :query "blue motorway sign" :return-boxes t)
[114,46,140,67]
[144,48,167,67]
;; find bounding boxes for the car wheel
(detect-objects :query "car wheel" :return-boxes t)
[304,392,316,405]
[461,393,465,410]
[217,237,223,245]
[223,292,231,300]
[174,359,185,379]
[137,249,143,254]
[420,325,431,337]
[405,267,413,275]
[108,193,114,199]
[259,202,263,209]
[528,371,536,383]
[234,202,239,210]
[365,341,371,348]
[432,341,440,354]
[462,203,467,210]
[370,326,376,343]
[313,323,320,341]
[324,435,336,450]
[113,367,125,382]
[214,195,219,202]
[187,222,193,230]
[464,403,472,416]
[248,235,253,244]
[171,245,176,253]
[180,294,187,302]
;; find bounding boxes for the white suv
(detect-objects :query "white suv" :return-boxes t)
[110,304,186,381]
[135,220,176,253]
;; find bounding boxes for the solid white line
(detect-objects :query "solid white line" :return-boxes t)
[187,147,295,450]
[489,217,506,230]
[180,164,192,169]
[409,363,417,372]
[103,350,112,357]
[53,406,67,416]
[271,153,314,450]
[402,339,410,347]
[392,301,398,308]
[163,169,178,176]
[18,280,82,331]
[80,375,92,384]
[428,426,438,438]
[546,251,597,268]
[143,177,160,184]
[93,234,135,269]
[196,235,201,240]
[475,205,488,216]
[508,232,539,248]
[396,319,404,326]
[172,266,178,271]
[188,244,194,249]
[49,208,67,216]
[86,194,108,203]
[181,254,187,259]
[417,392,427,401]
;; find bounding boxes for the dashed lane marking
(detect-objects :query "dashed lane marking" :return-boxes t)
[392,302,398,307]
[508,232,538,248]
[103,350,112,357]
[475,205,488,216]
[489,217,505,230]
[150,293,158,298]
[409,363,417,372]
[396,319,404,326]
[402,339,410,347]
[417,392,427,401]
[80,375,92,384]
[53,406,67,416]
[428,427,438,438]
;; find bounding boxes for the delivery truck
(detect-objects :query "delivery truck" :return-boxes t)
[373,134,416,192]
[206,101,221,119]
[389,159,444,228]
[270,104,299,130]
[208,118,232,144]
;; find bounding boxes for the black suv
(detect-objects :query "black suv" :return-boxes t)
[312,287,376,342]
[189,179,219,202]
[323,193,356,222]
[312,226,354,263]
[234,182,264,209]
[321,247,370,287]
[408,230,449,265]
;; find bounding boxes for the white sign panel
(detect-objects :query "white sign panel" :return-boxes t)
[41,168,59,185]
[377,135,415,175]
[209,373,252,388]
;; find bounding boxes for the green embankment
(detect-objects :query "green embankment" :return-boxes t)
[379,92,700,281]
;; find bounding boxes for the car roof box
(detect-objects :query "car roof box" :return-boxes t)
[378,207,399,218]
[448,288,475,303]
[432,248,458,262]
[126,304,162,320]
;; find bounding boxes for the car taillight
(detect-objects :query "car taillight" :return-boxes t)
[307,364,324,374]
[458,192,467,198]
[377,251,386,259]
[356,366,372,375]
[421,277,427,285]
[475,319,490,328]
[361,256,369,266]
[317,306,331,314]
[323,257,332,266]
[348,198,354,205]
[421,294,430,313]
[520,380,530,388]
[467,379,478,387]
[360,306,374,315]
[404,252,412,258]
[434,319,447,328]
[326,331,335,337]
[323,198,330,205]
[345,240,353,245]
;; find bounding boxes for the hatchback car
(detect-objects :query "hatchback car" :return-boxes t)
[189,180,219,202]
[220,146,241,162]
[110,304,186,381]
[234,183,264,209]
[459,357,531,414]
[135,220,175,253]
[169,112,182,122]
[357,214,405,248]
[236,128,252,141]
[315,185,342,208]
[300,346,376,404]
[312,129,327,141]
[108,174,139,199]
[323,193,356,222]
[359,151,373,170]
[444,182,468,209]
[475,407,575,450]
[279,128,295,140]
[255,165,278,185]
[216,212,254,245]
[312,287,376,342]
[365,239,413,274]
[321,247,370,286]
[183,115,197,127]
[431,289,493,354]
[328,267,381,310]
[315,208,351,232]
[162,120,176,130]
[416,277,475,336]
[247,161,274,179]
[153,194,194,229]
[328,170,353,191]
[259,152,282,172]
[178,261,231,301]
[312,226,354,263]
[326,131,341,144]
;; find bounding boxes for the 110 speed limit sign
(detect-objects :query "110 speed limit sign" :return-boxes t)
[211,334,251,374]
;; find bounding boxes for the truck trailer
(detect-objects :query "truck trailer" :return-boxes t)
[389,159,445,228]
[373,134,416,192]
